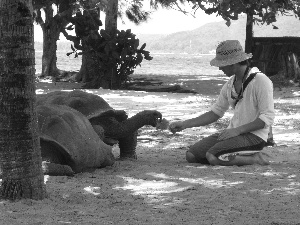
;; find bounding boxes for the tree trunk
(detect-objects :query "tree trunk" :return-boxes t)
[105,0,118,89]
[41,28,60,79]
[0,0,46,200]
[245,12,253,54]
[76,37,89,83]
[39,4,60,78]
[78,36,110,88]
[105,0,118,39]
[38,2,72,79]
[73,9,111,89]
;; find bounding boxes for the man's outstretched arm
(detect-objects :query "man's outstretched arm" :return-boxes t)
[169,110,220,133]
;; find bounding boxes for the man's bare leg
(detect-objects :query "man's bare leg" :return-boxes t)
[206,152,270,166]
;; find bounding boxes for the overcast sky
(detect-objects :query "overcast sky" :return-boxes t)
[34,6,222,42]
[116,7,222,34]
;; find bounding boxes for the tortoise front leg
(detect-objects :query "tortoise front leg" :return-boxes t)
[118,131,138,159]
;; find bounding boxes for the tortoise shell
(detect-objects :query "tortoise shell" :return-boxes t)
[37,104,115,173]
[36,90,127,122]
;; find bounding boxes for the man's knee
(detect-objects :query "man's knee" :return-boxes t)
[186,151,197,163]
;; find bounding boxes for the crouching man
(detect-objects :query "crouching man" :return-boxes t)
[169,40,275,166]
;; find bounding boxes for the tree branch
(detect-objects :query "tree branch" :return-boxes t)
[35,9,44,26]
[61,29,83,50]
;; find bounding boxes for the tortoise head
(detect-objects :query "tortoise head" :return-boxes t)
[137,110,162,127]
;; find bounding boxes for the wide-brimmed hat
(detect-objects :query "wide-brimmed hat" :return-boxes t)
[210,40,252,67]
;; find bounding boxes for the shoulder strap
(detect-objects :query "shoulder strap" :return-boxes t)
[242,72,257,91]
[234,72,257,106]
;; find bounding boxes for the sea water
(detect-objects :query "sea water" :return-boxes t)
[35,48,220,77]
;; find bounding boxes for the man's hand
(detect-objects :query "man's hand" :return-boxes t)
[218,128,241,140]
[169,121,185,134]
[156,118,170,130]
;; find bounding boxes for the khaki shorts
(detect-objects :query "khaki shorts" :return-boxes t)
[188,132,266,164]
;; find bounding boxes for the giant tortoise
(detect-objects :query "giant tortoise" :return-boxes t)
[37,90,162,175]
[37,103,115,176]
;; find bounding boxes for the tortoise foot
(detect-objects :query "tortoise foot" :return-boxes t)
[118,153,137,161]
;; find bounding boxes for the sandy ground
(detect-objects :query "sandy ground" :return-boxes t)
[2,74,300,225]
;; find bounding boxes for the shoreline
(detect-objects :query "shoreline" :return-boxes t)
[36,73,227,96]
[36,72,300,99]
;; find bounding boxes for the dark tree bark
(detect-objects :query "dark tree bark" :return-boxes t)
[0,0,46,200]
[77,36,108,88]
[245,12,253,54]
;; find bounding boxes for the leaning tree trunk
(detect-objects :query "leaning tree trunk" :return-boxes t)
[0,0,46,200]
[36,1,72,79]
[41,26,60,79]
[39,4,61,78]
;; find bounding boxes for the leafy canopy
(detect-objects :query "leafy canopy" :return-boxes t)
[187,0,300,26]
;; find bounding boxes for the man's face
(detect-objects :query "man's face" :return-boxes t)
[219,64,235,77]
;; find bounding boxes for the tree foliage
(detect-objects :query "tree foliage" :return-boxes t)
[122,0,299,27]
[67,15,153,88]
[187,0,300,26]
[59,1,155,89]
[117,0,151,24]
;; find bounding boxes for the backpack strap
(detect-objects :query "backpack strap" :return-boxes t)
[234,72,257,106]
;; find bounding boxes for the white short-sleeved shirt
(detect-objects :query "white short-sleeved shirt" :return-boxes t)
[211,67,275,142]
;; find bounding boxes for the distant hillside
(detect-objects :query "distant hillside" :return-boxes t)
[136,15,300,54]
[35,15,300,54]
